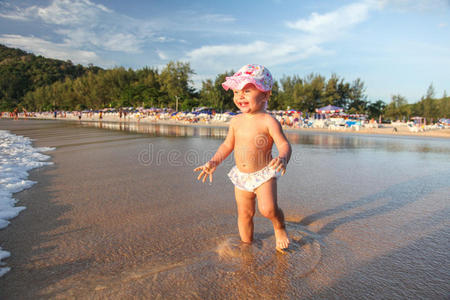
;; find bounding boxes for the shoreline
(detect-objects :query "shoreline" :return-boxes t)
[2,115,450,139]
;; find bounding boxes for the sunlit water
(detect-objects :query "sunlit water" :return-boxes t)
[76,121,450,299]
[1,120,449,298]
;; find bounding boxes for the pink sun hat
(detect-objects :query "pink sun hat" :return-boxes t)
[222,64,273,92]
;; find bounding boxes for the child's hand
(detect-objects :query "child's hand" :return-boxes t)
[269,156,287,176]
[194,161,217,183]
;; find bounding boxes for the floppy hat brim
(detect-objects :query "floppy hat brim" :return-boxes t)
[222,75,270,92]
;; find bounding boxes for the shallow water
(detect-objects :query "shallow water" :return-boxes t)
[1,120,449,299]
[73,121,450,298]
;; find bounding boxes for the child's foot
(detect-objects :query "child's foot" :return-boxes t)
[274,228,289,250]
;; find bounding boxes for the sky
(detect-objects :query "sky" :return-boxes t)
[0,0,449,103]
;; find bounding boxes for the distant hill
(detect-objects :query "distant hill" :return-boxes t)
[0,44,101,110]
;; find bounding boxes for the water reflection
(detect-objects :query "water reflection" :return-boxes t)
[78,121,450,155]
[285,131,450,154]
[79,121,228,138]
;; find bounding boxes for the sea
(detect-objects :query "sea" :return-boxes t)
[0,119,449,298]
[0,130,54,276]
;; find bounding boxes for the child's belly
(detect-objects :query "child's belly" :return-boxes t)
[233,146,273,173]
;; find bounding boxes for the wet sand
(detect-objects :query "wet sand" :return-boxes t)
[0,119,449,299]
[0,120,235,298]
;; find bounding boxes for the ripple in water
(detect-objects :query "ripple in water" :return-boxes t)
[214,225,322,278]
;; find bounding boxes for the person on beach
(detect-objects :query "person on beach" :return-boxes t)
[13,108,19,120]
[194,64,291,250]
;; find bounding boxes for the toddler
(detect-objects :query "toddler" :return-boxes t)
[194,64,291,250]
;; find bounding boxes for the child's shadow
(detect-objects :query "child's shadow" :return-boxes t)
[297,171,450,238]
[244,171,449,254]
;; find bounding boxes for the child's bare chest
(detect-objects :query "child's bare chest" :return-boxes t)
[234,122,272,149]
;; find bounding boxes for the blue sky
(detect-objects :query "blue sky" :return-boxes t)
[0,0,449,103]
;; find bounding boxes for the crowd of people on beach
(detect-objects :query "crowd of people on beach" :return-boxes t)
[1,107,449,132]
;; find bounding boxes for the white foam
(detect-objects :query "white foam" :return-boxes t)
[0,130,54,277]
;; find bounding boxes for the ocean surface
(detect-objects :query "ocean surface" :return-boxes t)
[0,130,54,276]
[0,119,449,298]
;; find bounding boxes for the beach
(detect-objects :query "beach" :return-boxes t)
[0,119,449,299]
[3,112,450,139]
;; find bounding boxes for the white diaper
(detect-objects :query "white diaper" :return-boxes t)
[228,165,280,192]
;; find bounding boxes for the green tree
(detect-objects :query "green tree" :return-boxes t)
[367,100,386,119]
[199,70,234,111]
[268,81,280,110]
[323,74,340,106]
[278,75,302,110]
[347,78,368,113]
[385,94,410,120]
[159,61,195,109]
[300,73,325,112]
[438,97,450,118]
[425,83,435,99]
[0,44,94,110]
[213,71,235,111]
[335,79,351,109]
[199,79,214,107]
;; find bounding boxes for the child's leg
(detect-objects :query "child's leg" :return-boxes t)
[255,178,289,249]
[234,187,256,243]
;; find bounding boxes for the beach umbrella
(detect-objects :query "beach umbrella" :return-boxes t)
[286,109,296,115]
[315,105,344,114]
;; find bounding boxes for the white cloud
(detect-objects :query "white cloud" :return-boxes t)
[33,0,111,25]
[188,41,270,59]
[186,41,272,76]
[103,33,145,53]
[286,2,374,35]
[156,50,168,60]
[0,0,110,23]
[176,10,235,24]
[1,0,154,54]
[0,34,114,66]
[199,14,236,23]
[186,1,374,77]
[0,0,241,62]
[0,2,32,20]
[187,39,326,65]
[186,37,329,87]
[56,27,145,54]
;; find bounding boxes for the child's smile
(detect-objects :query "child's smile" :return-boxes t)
[237,100,249,108]
[233,84,268,114]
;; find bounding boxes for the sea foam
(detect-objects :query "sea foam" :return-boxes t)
[0,130,54,277]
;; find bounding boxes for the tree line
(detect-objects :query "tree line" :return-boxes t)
[0,44,100,111]
[1,44,448,120]
[384,85,449,121]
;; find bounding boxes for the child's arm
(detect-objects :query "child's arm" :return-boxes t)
[267,115,292,175]
[194,119,235,183]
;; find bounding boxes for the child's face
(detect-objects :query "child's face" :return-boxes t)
[233,84,270,114]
